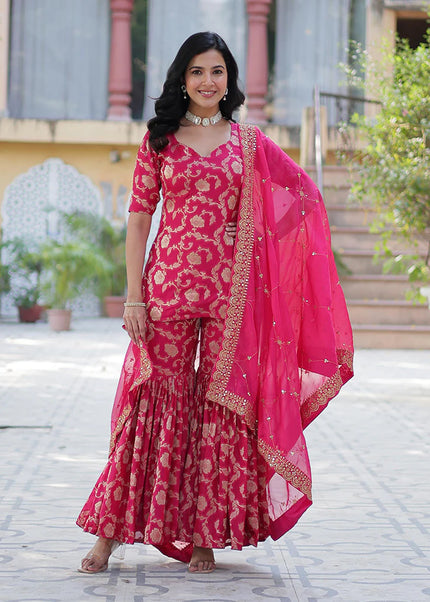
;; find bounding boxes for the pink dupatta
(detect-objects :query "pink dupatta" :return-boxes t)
[110,124,353,545]
[206,125,353,538]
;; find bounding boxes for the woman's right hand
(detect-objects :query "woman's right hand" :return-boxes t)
[124,213,152,346]
[123,304,147,346]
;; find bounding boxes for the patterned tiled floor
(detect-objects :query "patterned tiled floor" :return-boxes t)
[1,317,429,602]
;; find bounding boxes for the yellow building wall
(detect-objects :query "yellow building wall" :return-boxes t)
[0,119,150,227]
[0,142,139,225]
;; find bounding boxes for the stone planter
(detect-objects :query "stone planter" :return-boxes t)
[104,295,126,318]
[18,304,45,323]
[47,308,72,331]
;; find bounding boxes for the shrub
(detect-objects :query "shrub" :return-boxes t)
[341,29,430,300]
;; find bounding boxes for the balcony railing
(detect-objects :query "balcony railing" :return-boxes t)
[312,86,382,195]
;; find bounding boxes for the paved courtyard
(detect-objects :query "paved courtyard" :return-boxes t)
[0,317,429,602]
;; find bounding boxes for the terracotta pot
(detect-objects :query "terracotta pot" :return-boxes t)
[47,308,72,331]
[18,304,45,323]
[104,295,126,318]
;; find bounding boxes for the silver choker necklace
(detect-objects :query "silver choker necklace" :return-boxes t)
[185,110,223,127]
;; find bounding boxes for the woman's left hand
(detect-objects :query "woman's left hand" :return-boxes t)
[225,221,237,239]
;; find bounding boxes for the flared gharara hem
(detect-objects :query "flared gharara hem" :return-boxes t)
[150,532,271,564]
[77,372,271,551]
[154,542,193,564]
[155,497,311,561]
[75,521,271,551]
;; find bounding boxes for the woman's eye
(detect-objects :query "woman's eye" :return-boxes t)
[191,70,202,76]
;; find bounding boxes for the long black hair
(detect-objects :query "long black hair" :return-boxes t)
[147,31,245,151]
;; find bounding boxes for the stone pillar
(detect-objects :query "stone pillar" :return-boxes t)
[107,0,134,120]
[246,0,271,123]
[365,0,395,118]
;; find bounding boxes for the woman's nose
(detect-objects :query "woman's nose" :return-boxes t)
[202,71,212,85]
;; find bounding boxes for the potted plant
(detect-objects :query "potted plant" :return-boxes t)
[7,239,44,322]
[65,212,127,317]
[100,220,127,317]
[13,286,44,323]
[38,235,113,331]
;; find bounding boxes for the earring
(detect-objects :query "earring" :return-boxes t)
[223,88,228,101]
[181,84,187,99]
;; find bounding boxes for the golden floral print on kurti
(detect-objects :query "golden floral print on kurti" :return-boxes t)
[129,123,243,322]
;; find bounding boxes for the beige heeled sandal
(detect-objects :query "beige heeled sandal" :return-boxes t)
[78,539,125,574]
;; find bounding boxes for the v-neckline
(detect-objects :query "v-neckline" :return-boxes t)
[172,122,233,158]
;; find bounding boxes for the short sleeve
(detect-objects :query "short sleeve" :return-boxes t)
[129,131,161,215]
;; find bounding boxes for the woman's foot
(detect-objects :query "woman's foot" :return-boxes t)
[78,537,119,574]
[188,546,216,573]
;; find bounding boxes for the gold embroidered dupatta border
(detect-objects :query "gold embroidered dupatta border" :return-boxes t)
[206,124,353,502]
[206,124,256,425]
[206,124,312,499]
[109,340,153,454]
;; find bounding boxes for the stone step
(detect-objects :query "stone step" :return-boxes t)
[326,203,376,227]
[313,166,430,349]
[338,249,383,275]
[330,226,382,250]
[306,165,350,187]
[341,274,410,301]
[348,299,430,326]
[330,226,427,254]
[338,249,428,277]
[323,187,352,205]
[352,324,430,349]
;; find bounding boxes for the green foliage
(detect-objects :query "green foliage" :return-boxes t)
[0,264,11,296]
[38,236,113,310]
[4,238,43,307]
[64,212,127,297]
[2,211,126,312]
[13,288,40,308]
[341,30,430,299]
[1,212,125,312]
[0,231,12,296]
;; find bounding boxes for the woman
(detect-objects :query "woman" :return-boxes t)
[77,31,353,574]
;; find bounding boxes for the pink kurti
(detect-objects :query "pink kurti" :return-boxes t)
[130,122,243,321]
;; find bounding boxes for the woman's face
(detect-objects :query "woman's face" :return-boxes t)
[184,49,228,116]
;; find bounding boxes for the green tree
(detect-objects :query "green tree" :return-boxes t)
[342,29,430,300]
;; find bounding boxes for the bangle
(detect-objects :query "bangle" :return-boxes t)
[124,302,146,307]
